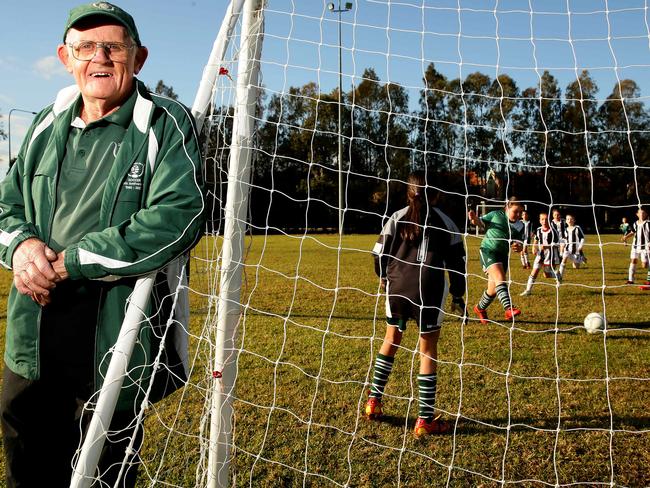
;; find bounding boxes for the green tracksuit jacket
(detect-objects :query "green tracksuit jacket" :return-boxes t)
[0,79,205,409]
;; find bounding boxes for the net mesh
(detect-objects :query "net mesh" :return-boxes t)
[79,1,650,486]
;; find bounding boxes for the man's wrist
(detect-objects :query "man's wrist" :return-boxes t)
[52,251,69,280]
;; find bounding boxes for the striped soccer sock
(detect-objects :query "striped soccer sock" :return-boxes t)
[369,353,395,399]
[477,291,496,310]
[495,282,513,310]
[417,373,438,420]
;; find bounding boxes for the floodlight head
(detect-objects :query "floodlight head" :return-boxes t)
[327,3,335,11]
[345,2,353,9]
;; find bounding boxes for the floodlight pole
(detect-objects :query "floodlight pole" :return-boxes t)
[328,1,352,235]
[7,108,37,170]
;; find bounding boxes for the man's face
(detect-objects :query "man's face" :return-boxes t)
[58,23,147,110]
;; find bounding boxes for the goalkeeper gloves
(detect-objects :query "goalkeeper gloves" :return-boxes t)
[451,296,468,323]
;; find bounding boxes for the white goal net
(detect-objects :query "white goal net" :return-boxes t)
[74,1,650,486]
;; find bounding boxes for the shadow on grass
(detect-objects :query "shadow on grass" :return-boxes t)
[364,414,650,434]
[511,319,650,330]
[456,414,650,434]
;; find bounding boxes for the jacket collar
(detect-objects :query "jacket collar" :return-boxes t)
[51,78,154,134]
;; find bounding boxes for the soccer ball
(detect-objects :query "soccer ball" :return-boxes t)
[583,312,605,334]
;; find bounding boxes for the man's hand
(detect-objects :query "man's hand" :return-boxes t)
[12,238,61,305]
[51,251,69,281]
[380,277,387,292]
[450,296,468,324]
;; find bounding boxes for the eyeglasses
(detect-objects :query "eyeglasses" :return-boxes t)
[67,40,134,62]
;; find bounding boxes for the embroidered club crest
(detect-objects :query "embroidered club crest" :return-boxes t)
[93,2,115,10]
[129,162,144,178]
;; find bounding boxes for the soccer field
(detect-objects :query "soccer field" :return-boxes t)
[0,233,647,486]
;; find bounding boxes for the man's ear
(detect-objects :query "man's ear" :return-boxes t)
[57,44,73,73]
[134,46,148,75]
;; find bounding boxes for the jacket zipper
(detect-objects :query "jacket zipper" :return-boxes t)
[37,144,62,378]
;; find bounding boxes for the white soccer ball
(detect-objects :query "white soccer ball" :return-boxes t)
[584,312,605,334]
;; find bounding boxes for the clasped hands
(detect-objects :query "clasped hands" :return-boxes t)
[12,238,68,306]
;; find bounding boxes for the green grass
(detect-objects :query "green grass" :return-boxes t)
[0,234,648,487]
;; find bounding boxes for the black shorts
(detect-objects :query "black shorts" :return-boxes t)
[385,285,448,333]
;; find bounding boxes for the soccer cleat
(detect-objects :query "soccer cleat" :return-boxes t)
[626,280,634,285]
[364,396,383,420]
[414,415,451,438]
[505,307,521,320]
[639,281,650,291]
[519,289,531,296]
[473,305,489,324]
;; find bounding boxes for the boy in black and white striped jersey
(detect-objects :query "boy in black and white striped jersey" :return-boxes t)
[520,212,561,296]
[520,210,532,269]
[557,214,586,281]
[622,207,650,288]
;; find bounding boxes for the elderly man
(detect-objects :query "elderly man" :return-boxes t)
[0,2,205,486]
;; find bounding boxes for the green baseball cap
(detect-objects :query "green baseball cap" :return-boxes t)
[63,2,141,46]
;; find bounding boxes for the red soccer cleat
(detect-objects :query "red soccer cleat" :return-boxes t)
[414,415,451,438]
[639,281,650,291]
[364,396,383,420]
[473,305,489,324]
[505,307,521,320]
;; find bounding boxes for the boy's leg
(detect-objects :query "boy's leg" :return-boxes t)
[417,330,440,420]
[495,282,513,310]
[368,322,403,407]
[628,258,637,283]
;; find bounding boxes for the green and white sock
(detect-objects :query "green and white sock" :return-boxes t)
[369,353,394,399]
[417,373,438,420]
[477,291,495,310]
[496,282,513,310]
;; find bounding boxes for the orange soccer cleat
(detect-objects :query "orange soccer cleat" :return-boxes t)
[413,415,451,438]
[364,396,383,420]
[473,305,489,324]
[505,307,521,320]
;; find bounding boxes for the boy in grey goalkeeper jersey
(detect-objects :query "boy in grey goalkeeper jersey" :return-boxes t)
[366,172,466,437]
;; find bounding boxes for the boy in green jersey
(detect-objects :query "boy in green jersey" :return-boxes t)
[468,198,525,323]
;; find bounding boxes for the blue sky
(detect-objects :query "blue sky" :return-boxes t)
[2,0,650,172]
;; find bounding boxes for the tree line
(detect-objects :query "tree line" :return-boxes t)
[6,67,646,234]
[201,63,650,234]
